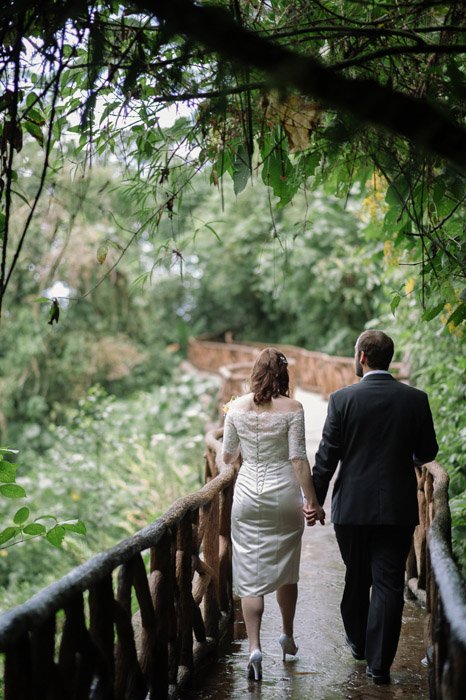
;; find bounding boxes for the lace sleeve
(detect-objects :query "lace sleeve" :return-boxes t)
[288,409,307,460]
[223,411,239,454]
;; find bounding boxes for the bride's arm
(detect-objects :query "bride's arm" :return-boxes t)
[291,457,325,525]
[222,411,240,464]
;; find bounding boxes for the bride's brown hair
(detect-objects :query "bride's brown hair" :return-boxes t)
[250,347,290,405]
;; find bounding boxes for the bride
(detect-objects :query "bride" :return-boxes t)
[222,347,325,681]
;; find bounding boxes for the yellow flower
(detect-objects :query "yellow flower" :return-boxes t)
[360,172,389,222]
[405,278,416,294]
[0,549,9,557]
[70,491,81,502]
[222,396,237,414]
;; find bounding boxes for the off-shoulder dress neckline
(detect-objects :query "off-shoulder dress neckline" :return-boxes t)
[229,408,304,416]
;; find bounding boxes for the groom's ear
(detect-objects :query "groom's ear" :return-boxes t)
[359,350,368,365]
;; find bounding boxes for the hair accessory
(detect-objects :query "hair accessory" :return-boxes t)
[278,354,288,366]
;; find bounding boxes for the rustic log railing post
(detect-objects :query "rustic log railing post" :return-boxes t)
[4,633,32,700]
[31,616,58,700]
[132,553,159,693]
[149,531,172,697]
[176,513,194,679]
[59,594,97,698]
[219,484,234,616]
[88,575,115,698]
[201,496,220,639]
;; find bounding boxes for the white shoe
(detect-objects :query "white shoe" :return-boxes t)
[279,634,298,660]
[247,649,262,680]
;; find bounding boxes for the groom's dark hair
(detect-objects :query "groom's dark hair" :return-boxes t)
[356,330,394,370]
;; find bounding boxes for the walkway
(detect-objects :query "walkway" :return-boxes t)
[184,389,428,699]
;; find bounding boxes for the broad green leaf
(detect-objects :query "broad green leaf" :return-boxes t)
[385,176,409,206]
[97,242,109,265]
[390,293,401,316]
[421,303,445,322]
[46,525,66,548]
[0,483,26,498]
[26,92,39,108]
[446,59,466,100]
[431,180,446,209]
[23,523,46,536]
[300,150,321,178]
[26,107,45,125]
[62,520,87,535]
[13,506,30,524]
[0,527,19,545]
[446,303,466,327]
[214,148,233,178]
[0,448,18,454]
[232,143,250,196]
[262,141,298,207]
[12,188,31,207]
[24,119,44,147]
[0,460,17,482]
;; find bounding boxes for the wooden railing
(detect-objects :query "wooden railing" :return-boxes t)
[407,462,466,700]
[188,335,408,398]
[0,439,239,700]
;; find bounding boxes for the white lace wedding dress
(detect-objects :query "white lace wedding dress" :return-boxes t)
[223,407,307,597]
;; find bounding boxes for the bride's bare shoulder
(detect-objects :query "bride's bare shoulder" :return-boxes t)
[274,396,303,413]
[230,393,254,411]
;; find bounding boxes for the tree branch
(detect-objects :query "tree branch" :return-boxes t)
[3,37,65,295]
[139,0,466,169]
[0,14,23,318]
[331,43,466,70]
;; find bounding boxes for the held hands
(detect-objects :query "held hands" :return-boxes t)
[303,499,326,527]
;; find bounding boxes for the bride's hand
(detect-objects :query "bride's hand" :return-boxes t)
[315,504,326,525]
[303,500,326,527]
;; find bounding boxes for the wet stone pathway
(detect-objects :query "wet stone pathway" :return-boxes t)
[185,389,428,700]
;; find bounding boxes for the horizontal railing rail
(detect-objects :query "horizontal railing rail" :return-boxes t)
[0,441,239,700]
[422,462,466,699]
[188,335,408,398]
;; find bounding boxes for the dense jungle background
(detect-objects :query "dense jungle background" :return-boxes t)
[0,0,465,614]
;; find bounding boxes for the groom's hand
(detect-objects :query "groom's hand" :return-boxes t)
[303,502,325,527]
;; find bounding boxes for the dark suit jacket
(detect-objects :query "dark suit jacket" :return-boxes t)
[312,373,438,526]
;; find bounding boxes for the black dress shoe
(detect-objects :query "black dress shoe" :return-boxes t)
[366,666,390,685]
[344,635,365,660]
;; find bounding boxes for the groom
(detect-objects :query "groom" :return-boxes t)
[308,329,438,684]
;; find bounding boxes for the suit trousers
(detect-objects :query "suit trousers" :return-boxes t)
[334,524,414,670]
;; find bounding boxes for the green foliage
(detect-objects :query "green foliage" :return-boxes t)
[0,371,219,611]
[153,175,385,355]
[0,447,86,550]
[451,492,466,571]
[392,313,466,573]
[0,159,190,443]
[0,0,464,324]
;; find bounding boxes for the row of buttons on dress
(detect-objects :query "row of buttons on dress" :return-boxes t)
[255,414,268,494]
